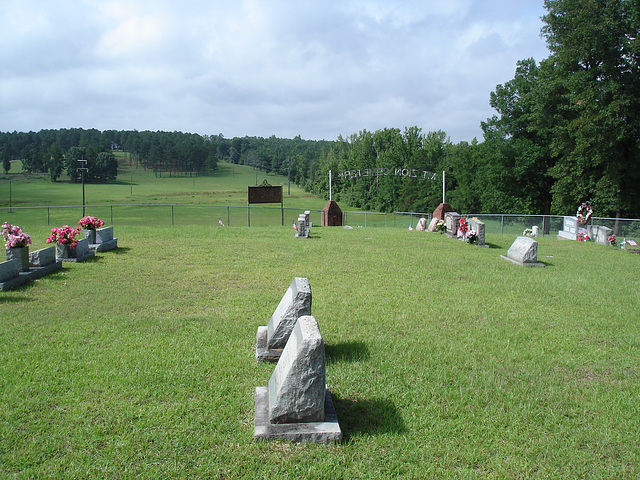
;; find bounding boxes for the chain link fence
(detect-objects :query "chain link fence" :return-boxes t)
[2,205,639,237]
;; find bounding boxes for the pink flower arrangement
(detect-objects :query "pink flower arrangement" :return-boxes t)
[46,225,82,247]
[78,216,105,230]
[2,222,32,248]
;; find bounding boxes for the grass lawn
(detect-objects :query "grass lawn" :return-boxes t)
[1,225,639,478]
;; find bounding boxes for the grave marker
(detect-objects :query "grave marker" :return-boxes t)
[295,214,308,238]
[501,236,546,267]
[254,315,341,443]
[467,218,487,246]
[256,277,312,362]
[588,225,613,246]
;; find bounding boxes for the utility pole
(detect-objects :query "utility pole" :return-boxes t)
[77,159,88,216]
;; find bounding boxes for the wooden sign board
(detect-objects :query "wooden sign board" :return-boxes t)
[248,185,283,204]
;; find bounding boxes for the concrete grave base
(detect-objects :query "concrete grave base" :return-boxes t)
[27,261,63,279]
[254,386,342,443]
[0,271,29,291]
[89,238,118,252]
[500,254,546,267]
[255,326,283,362]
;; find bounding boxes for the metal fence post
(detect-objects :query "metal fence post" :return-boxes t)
[171,205,174,226]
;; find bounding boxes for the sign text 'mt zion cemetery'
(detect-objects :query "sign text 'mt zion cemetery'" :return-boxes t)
[337,167,438,180]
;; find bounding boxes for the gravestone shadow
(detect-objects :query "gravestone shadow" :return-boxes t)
[332,395,406,439]
[325,341,370,363]
[110,247,131,255]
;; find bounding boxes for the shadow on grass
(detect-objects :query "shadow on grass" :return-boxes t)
[333,395,407,439]
[0,293,35,302]
[325,341,370,363]
[109,247,131,255]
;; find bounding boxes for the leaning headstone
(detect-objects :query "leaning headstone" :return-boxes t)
[295,214,308,238]
[256,277,312,362]
[426,217,439,232]
[501,236,546,267]
[467,218,487,247]
[588,225,613,246]
[254,315,341,443]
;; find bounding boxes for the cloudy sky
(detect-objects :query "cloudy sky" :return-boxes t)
[0,0,550,143]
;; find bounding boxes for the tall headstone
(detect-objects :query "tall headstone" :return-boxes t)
[304,211,311,229]
[467,218,486,246]
[432,203,454,221]
[321,201,342,227]
[501,236,546,267]
[256,277,312,362]
[254,315,341,443]
[295,214,308,238]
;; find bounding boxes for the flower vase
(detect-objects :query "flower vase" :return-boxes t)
[56,243,75,259]
[84,228,96,244]
[6,246,30,272]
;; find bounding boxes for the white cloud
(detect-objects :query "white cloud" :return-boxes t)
[0,0,550,142]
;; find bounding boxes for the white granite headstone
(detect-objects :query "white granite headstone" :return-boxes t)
[256,277,312,361]
[268,315,326,424]
[501,236,545,267]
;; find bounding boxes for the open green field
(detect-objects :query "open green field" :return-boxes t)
[0,160,326,210]
[1,224,639,478]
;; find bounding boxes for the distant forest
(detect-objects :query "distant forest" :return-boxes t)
[2,0,639,219]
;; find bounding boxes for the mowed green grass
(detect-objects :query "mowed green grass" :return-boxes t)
[1,225,639,479]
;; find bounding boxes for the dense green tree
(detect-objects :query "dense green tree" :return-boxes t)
[47,143,64,182]
[1,145,10,174]
[540,0,640,217]
[482,58,556,220]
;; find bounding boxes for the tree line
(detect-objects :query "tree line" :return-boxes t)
[1,0,638,218]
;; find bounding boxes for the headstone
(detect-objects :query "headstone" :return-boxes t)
[426,217,439,232]
[321,201,342,227]
[91,226,118,252]
[532,226,539,237]
[95,226,113,243]
[588,225,613,246]
[558,216,580,240]
[501,236,546,267]
[29,246,56,267]
[254,315,341,443]
[432,202,454,221]
[256,277,312,361]
[27,246,63,279]
[467,218,486,246]
[444,212,461,236]
[0,259,21,283]
[304,211,311,229]
[58,238,95,262]
[0,258,28,291]
[295,214,308,238]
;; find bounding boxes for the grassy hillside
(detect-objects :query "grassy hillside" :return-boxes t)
[0,159,327,210]
[1,225,639,478]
